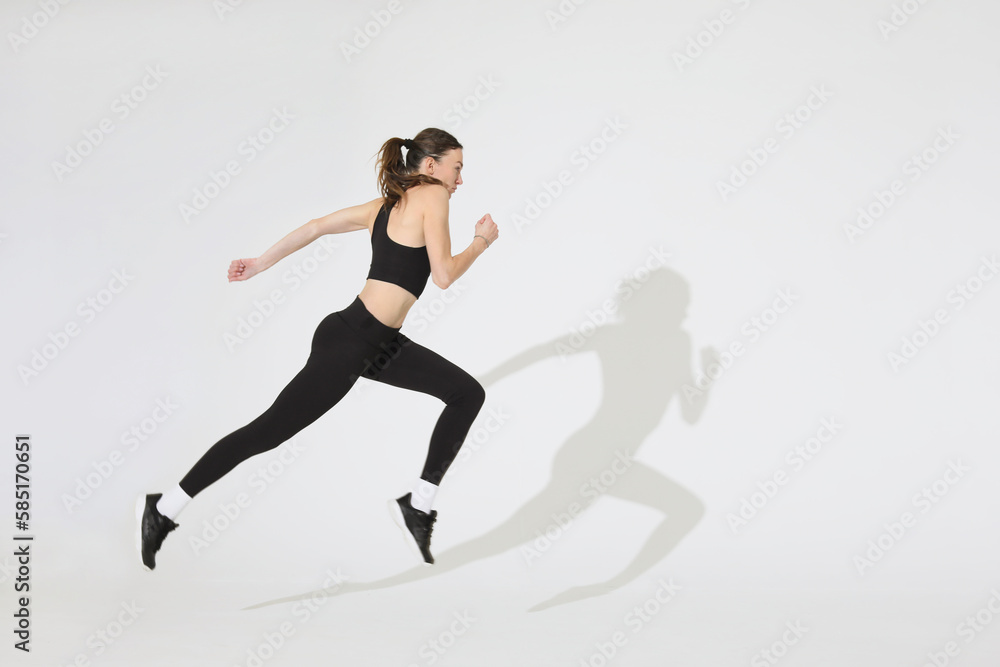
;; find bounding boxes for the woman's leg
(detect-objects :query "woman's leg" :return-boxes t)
[370,333,485,564]
[368,333,486,488]
[138,298,397,570]
[178,310,374,498]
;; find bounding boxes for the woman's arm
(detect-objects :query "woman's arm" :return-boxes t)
[423,186,498,289]
[229,199,376,282]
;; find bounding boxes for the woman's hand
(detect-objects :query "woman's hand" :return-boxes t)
[228,257,262,282]
[475,214,499,247]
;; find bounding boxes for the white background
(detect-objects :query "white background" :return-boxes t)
[2,0,999,665]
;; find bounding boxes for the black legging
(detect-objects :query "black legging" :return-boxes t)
[179,296,486,497]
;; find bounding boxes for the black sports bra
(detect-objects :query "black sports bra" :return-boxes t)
[366,202,431,298]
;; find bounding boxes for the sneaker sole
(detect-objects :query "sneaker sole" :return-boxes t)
[387,499,433,567]
[135,495,152,572]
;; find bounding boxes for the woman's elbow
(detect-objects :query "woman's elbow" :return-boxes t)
[432,273,453,290]
[305,218,324,240]
[430,262,454,290]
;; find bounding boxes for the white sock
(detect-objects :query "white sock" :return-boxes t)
[156,485,192,521]
[410,479,438,514]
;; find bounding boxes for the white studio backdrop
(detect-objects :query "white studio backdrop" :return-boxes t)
[2,1,999,665]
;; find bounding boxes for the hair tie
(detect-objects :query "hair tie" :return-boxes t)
[402,138,414,149]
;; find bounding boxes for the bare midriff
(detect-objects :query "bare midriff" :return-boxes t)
[358,278,418,329]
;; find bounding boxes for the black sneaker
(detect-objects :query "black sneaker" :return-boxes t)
[389,493,437,565]
[135,493,178,571]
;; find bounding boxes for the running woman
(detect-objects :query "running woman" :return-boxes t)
[137,128,498,570]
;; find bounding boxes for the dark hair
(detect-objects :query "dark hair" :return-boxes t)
[375,128,463,209]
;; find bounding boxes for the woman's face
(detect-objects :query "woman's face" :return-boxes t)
[422,148,463,197]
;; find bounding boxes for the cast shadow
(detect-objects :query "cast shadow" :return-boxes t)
[247,267,717,613]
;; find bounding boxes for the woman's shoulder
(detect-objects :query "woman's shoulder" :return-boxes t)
[404,182,450,209]
[357,196,388,231]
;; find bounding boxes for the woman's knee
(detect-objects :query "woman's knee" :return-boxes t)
[459,376,486,413]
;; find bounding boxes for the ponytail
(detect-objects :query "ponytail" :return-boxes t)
[375,128,462,208]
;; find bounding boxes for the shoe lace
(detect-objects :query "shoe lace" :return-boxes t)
[424,514,435,540]
[149,515,178,549]
[412,510,435,541]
